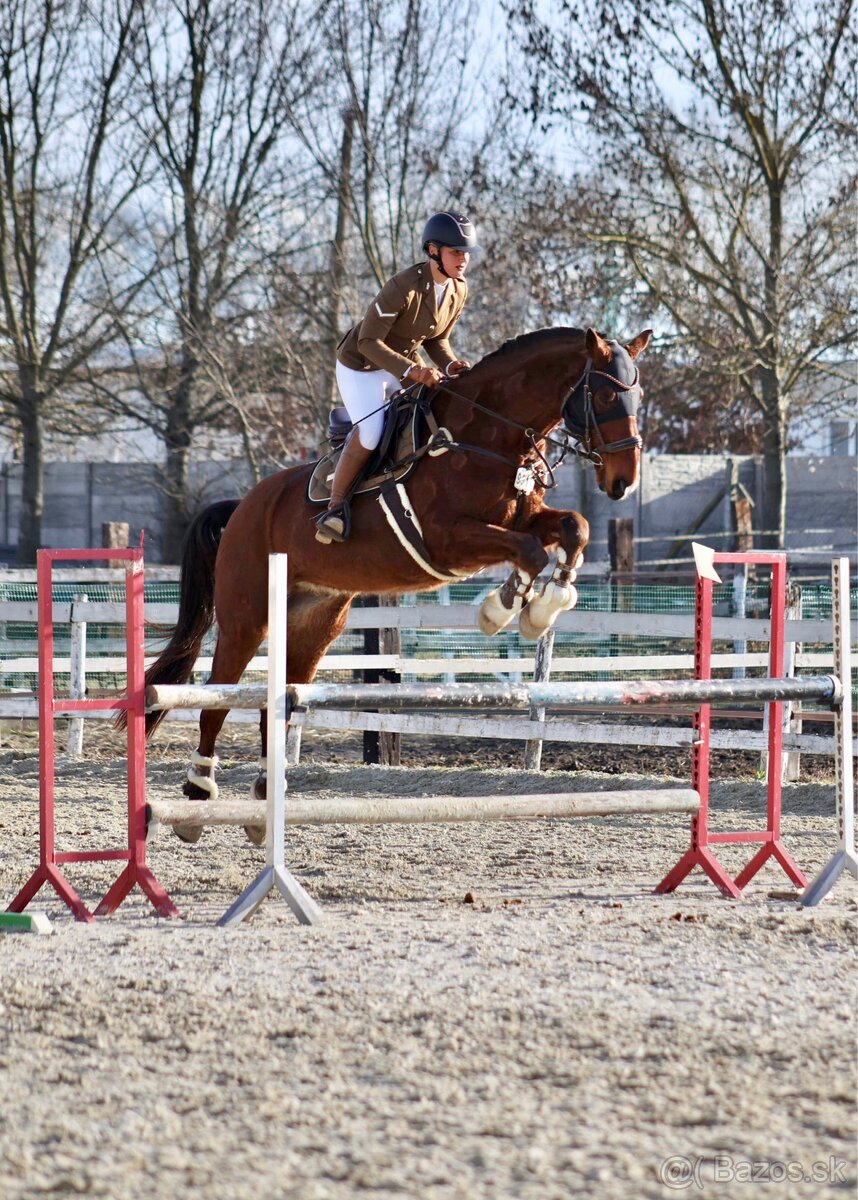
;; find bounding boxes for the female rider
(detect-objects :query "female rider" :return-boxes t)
[315,211,478,543]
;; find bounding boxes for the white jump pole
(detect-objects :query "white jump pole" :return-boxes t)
[801,557,856,906]
[218,554,322,927]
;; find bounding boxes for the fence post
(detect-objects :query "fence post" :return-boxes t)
[608,517,634,611]
[102,522,129,568]
[524,627,555,771]
[66,593,87,758]
[379,596,401,766]
[760,582,801,783]
[361,595,401,766]
[784,584,802,782]
[732,566,747,679]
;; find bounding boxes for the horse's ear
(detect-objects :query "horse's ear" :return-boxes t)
[625,329,653,360]
[585,327,612,366]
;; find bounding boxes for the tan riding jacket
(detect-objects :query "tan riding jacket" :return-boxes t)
[337,262,467,378]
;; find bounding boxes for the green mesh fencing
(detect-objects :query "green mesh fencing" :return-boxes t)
[1,578,855,705]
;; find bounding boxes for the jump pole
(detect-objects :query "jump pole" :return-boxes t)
[217,554,322,927]
[801,557,856,905]
[149,789,701,828]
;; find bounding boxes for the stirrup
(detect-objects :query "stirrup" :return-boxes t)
[315,502,351,545]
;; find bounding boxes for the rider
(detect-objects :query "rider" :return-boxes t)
[315,211,478,543]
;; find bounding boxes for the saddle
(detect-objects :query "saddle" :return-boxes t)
[306,386,451,505]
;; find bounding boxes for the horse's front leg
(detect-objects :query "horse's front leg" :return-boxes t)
[517,509,589,641]
[444,517,550,635]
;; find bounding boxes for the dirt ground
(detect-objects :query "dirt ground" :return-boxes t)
[0,722,855,1199]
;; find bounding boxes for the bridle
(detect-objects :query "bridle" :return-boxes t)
[376,340,643,494]
[561,344,644,466]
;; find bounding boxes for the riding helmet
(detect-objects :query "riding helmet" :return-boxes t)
[421,211,479,252]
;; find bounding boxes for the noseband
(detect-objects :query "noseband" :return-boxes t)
[562,343,643,465]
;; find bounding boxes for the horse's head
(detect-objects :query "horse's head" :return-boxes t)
[563,328,652,500]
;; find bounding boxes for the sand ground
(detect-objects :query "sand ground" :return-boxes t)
[0,727,855,1199]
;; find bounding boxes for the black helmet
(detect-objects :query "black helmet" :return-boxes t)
[421,211,478,252]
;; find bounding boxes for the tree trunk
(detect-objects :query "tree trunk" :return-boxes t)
[162,388,194,562]
[162,440,192,563]
[321,107,355,410]
[16,396,45,564]
[758,368,787,550]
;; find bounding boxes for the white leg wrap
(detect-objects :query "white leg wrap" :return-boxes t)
[478,571,533,637]
[186,751,219,802]
[519,553,582,641]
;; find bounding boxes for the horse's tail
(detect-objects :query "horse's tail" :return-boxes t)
[120,499,241,736]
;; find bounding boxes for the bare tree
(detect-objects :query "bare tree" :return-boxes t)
[282,0,498,409]
[0,0,150,561]
[508,0,856,545]
[102,0,328,560]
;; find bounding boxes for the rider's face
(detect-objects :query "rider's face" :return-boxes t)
[432,245,470,280]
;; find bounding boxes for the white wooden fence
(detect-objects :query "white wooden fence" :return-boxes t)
[1,571,856,763]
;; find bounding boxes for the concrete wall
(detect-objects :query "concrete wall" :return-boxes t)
[543,453,855,570]
[0,460,256,562]
[0,452,854,567]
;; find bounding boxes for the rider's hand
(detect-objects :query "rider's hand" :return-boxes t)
[406,364,443,388]
[445,359,470,376]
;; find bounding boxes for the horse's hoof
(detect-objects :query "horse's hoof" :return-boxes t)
[172,823,203,845]
[518,604,547,642]
[244,824,266,846]
[183,779,214,801]
[251,772,267,802]
[519,583,579,641]
[478,588,516,636]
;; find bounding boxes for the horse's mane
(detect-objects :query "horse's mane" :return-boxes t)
[469,326,586,376]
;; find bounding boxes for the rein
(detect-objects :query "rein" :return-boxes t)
[427,380,563,490]
[335,342,642,495]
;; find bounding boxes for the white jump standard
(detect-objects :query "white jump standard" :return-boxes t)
[801,558,856,906]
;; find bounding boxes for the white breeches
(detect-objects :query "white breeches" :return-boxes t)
[335,361,403,450]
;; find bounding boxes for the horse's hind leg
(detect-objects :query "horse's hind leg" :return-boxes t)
[252,588,354,807]
[176,619,266,842]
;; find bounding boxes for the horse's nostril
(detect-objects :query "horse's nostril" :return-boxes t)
[613,480,627,499]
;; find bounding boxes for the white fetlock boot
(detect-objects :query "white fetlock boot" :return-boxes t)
[176,751,219,844]
[478,571,533,636]
[519,550,582,641]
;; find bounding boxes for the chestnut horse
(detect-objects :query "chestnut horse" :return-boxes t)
[144,325,651,820]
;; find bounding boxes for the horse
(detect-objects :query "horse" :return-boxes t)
[142,325,651,825]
